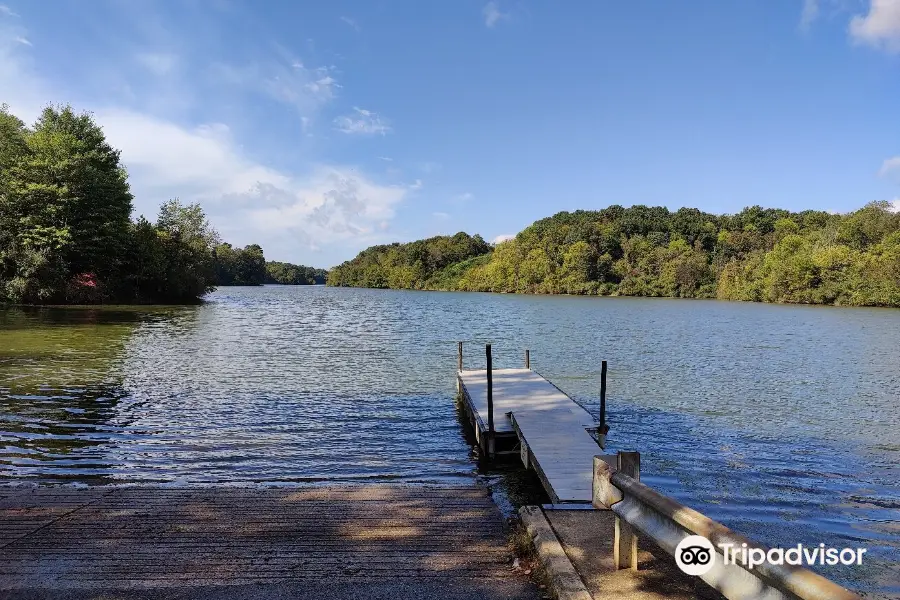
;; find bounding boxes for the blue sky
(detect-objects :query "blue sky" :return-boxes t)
[1,0,899,267]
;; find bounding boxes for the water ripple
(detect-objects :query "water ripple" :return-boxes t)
[1,289,898,596]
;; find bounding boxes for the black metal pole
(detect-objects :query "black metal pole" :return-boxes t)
[486,344,494,436]
[457,341,463,371]
[600,360,608,434]
[525,349,530,369]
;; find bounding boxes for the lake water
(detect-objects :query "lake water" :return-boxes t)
[1,286,898,596]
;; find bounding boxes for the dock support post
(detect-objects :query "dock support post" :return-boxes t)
[599,360,608,448]
[457,342,463,393]
[525,349,530,369]
[486,344,495,460]
[613,451,640,571]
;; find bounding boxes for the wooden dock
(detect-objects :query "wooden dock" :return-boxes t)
[456,346,606,504]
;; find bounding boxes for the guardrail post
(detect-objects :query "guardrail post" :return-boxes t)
[486,344,495,460]
[594,454,863,600]
[598,360,608,449]
[614,451,640,571]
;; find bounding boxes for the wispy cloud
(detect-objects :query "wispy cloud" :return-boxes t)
[452,192,474,203]
[0,20,50,122]
[377,156,393,162]
[800,0,820,31]
[0,5,17,17]
[136,52,177,76]
[849,0,900,53]
[211,59,340,126]
[433,211,450,219]
[334,107,391,135]
[492,234,515,244]
[889,199,900,213]
[879,156,900,178]
[483,1,509,28]
[409,179,423,190]
[13,35,30,46]
[339,16,360,32]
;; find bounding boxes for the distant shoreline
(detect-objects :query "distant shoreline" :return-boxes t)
[326,203,900,309]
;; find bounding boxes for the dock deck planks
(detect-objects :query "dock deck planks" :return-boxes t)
[457,368,602,503]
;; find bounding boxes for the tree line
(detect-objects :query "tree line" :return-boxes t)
[0,105,324,305]
[215,244,326,286]
[327,203,900,307]
[325,232,492,290]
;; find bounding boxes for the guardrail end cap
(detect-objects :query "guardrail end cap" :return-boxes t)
[593,456,622,509]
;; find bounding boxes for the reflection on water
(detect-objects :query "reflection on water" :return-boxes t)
[0,287,898,596]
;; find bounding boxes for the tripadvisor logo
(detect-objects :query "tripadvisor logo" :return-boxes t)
[675,535,868,576]
[675,535,716,575]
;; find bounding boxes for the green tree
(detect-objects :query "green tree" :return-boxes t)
[265,261,327,285]
[560,241,597,294]
[328,233,491,290]
[330,202,899,308]
[0,105,133,303]
[233,244,266,285]
[157,199,221,250]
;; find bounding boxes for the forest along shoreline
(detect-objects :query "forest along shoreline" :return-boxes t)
[0,105,325,306]
[326,204,900,308]
[3,103,897,309]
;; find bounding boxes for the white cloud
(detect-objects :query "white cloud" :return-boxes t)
[453,192,474,202]
[800,0,820,30]
[95,109,416,247]
[211,61,340,122]
[433,212,450,219]
[0,5,17,17]
[96,109,411,254]
[304,72,339,99]
[0,11,409,264]
[879,155,900,178]
[888,199,900,212]
[409,179,423,190]
[377,156,393,162]
[13,35,29,46]
[492,234,515,244]
[418,161,441,173]
[236,171,407,239]
[849,0,900,52]
[97,110,288,202]
[483,1,509,27]
[334,107,391,135]
[136,52,178,76]
[339,16,360,32]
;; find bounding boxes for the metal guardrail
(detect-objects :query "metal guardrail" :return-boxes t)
[593,454,863,600]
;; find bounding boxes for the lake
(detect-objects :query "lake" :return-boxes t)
[1,286,898,596]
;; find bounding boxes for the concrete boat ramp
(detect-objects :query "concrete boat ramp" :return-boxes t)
[0,485,540,600]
